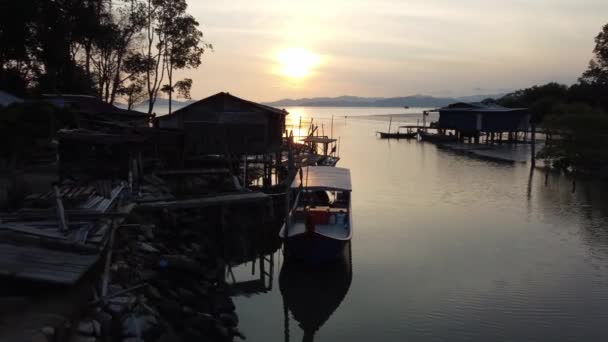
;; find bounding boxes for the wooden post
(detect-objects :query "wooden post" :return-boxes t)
[54,185,68,233]
[531,124,536,167]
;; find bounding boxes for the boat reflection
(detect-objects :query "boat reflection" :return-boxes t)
[279,243,353,342]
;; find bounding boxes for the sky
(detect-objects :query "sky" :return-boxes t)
[177,0,608,102]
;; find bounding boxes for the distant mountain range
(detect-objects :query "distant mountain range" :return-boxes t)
[128,93,506,111]
[263,94,505,108]
[134,98,198,108]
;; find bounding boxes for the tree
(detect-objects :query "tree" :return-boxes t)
[119,77,147,110]
[161,14,207,114]
[538,104,608,177]
[580,23,608,86]
[141,0,206,115]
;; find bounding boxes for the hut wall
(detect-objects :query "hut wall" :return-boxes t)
[439,110,530,132]
[438,111,479,131]
[480,111,530,132]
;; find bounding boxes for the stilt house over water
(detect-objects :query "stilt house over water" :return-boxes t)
[432,102,530,143]
[155,92,288,156]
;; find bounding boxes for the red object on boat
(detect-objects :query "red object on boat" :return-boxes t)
[309,210,330,225]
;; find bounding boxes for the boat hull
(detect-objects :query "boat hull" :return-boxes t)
[378,132,418,139]
[418,131,458,143]
[284,233,349,264]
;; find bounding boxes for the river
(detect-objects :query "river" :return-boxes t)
[225,107,608,342]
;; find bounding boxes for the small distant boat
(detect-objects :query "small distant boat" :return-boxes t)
[376,115,417,139]
[377,131,418,139]
[279,166,353,264]
[418,130,458,143]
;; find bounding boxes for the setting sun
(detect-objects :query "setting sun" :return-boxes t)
[277,48,319,79]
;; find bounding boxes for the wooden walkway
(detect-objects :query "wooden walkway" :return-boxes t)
[138,192,270,210]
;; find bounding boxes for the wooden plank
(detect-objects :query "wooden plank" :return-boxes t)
[138,192,270,210]
[0,224,67,240]
[0,246,98,266]
[156,168,231,176]
[0,243,99,284]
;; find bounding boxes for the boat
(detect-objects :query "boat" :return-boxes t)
[418,130,458,143]
[279,166,353,263]
[301,136,340,167]
[376,115,417,139]
[377,131,418,139]
[279,244,352,342]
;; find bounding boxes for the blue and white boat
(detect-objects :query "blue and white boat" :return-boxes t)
[279,166,353,263]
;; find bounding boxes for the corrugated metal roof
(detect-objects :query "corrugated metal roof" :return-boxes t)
[159,92,288,121]
[434,102,527,113]
[291,166,352,191]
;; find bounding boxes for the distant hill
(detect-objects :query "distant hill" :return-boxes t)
[134,98,198,108]
[263,94,505,108]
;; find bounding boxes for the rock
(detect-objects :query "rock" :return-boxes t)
[195,282,209,296]
[156,333,181,342]
[167,289,179,299]
[213,295,235,313]
[158,255,204,275]
[177,288,196,302]
[183,327,204,341]
[184,314,214,332]
[215,324,230,340]
[107,296,136,315]
[139,242,160,253]
[204,269,218,281]
[146,285,162,299]
[142,323,166,341]
[232,327,246,340]
[140,270,160,282]
[219,312,239,327]
[41,326,55,337]
[122,315,158,337]
[71,337,97,342]
[157,299,182,318]
[182,306,194,314]
[141,225,156,240]
[94,311,113,337]
[77,320,100,336]
[189,242,202,252]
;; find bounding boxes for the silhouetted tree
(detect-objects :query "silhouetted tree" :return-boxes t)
[161,13,208,114]
[580,23,608,86]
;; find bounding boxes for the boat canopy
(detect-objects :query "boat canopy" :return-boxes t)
[291,166,352,191]
[302,136,337,144]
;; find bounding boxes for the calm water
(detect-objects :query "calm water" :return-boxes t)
[227,107,608,342]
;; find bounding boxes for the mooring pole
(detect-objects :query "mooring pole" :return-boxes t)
[531,123,536,168]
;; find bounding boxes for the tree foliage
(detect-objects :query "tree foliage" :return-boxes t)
[497,23,608,177]
[537,104,608,177]
[0,0,207,113]
[580,23,608,87]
